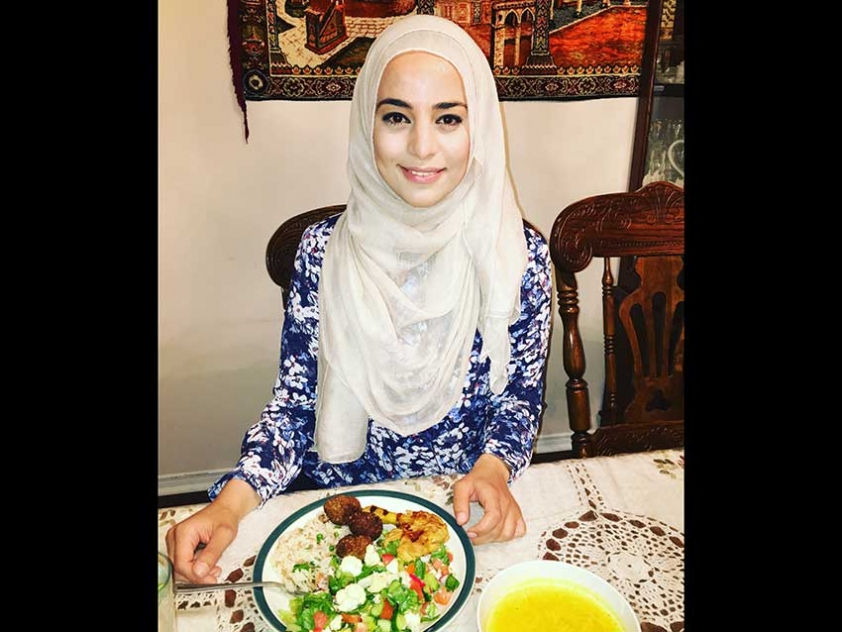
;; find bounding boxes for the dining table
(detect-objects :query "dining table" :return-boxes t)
[158,448,684,632]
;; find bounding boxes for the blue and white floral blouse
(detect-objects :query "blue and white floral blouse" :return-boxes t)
[210,214,553,506]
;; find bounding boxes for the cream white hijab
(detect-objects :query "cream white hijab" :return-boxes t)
[314,15,528,463]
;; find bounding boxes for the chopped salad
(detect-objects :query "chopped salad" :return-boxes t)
[277,530,461,632]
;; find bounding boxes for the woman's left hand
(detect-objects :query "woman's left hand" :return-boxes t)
[452,453,526,545]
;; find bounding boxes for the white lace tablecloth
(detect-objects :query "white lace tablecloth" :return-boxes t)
[158,449,684,632]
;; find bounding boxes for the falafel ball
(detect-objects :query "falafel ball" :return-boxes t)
[335,534,372,559]
[347,509,384,540]
[323,494,362,525]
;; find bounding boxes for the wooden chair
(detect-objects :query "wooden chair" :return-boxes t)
[266,204,541,306]
[548,181,684,458]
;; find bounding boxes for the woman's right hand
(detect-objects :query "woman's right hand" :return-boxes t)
[165,479,260,583]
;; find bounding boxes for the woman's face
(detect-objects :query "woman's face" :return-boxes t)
[373,51,470,208]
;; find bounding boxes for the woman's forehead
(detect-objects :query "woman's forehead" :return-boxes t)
[378,52,465,95]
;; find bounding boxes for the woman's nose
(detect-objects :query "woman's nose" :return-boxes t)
[408,121,435,160]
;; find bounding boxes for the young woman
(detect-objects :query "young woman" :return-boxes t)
[167,14,553,584]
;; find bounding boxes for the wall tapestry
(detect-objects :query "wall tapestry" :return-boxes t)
[228,0,649,137]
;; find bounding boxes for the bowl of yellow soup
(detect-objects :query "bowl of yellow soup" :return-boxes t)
[477,560,640,632]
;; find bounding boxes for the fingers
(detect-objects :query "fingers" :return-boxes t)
[165,523,191,581]
[470,511,525,544]
[167,522,205,583]
[451,479,473,527]
[465,503,502,543]
[166,507,238,584]
[455,475,526,545]
[469,502,523,545]
[192,525,236,582]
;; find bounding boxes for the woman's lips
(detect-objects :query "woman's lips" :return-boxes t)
[401,166,444,184]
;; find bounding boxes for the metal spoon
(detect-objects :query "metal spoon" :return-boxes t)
[175,580,287,593]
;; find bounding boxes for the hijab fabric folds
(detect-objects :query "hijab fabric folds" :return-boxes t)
[315,15,528,463]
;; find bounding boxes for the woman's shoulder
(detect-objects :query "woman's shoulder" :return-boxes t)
[301,211,342,242]
[297,212,343,259]
[521,218,548,252]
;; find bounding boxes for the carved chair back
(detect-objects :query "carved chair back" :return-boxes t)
[549,181,685,457]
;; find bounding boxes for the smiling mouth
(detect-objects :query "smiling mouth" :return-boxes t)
[401,166,444,183]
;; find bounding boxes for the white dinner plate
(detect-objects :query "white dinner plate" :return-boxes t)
[253,489,476,631]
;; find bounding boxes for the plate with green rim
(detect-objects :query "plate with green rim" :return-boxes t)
[253,489,476,631]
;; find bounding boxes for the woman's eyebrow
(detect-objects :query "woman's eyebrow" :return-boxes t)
[376,97,411,109]
[375,98,468,110]
[434,101,467,110]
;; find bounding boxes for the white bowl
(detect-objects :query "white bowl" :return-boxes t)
[476,560,640,632]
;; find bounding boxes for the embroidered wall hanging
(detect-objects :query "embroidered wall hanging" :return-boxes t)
[229,0,649,136]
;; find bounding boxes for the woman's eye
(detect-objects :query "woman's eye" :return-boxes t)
[381,112,409,126]
[437,114,463,127]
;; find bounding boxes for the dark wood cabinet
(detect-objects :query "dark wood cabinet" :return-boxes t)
[628,0,685,191]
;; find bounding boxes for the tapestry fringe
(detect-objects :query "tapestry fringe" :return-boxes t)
[227,0,249,142]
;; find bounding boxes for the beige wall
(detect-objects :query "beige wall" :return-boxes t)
[158,0,639,490]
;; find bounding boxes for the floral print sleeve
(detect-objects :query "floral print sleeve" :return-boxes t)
[209,217,553,502]
[481,225,553,483]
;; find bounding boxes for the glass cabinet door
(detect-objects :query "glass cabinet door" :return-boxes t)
[629,0,685,190]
